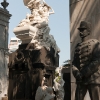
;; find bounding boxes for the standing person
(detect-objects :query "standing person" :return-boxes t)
[72,21,100,100]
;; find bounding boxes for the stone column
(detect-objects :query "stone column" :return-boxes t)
[70,0,100,100]
[0,5,11,99]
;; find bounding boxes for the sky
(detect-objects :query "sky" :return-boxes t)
[7,0,70,66]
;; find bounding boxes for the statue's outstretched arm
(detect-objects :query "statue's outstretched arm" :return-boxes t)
[49,8,55,14]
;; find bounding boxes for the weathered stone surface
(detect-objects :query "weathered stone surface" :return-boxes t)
[8,45,59,100]
[0,8,11,22]
[0,7,11,99]
[2,96,8,100]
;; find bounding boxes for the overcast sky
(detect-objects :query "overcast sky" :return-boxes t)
[7,0,70,66]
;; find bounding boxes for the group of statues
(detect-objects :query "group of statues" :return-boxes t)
[19,0,54,27]
[17,0,60,56]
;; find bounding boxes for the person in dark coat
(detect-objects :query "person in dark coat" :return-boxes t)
[72,21,100,100]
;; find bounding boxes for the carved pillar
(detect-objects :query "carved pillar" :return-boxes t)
[0,5,11,99]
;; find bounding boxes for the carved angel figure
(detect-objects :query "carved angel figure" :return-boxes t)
[38,1,55,23]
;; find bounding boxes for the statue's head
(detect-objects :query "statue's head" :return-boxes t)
[78,21,91,38]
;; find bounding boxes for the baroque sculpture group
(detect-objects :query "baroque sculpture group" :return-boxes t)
[8,0,64,100]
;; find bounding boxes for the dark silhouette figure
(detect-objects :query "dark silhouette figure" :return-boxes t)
[72,21,100,100]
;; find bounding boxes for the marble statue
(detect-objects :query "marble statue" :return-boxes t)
[35,77,55,100]
[15,0,60,55]
[22,0,54,25]
[53,67,65,100]
[9,0,60,100]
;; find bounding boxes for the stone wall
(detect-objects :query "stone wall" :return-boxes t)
[70,0,100,100]
[0,7,11,99]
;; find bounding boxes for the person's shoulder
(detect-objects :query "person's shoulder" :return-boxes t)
[87,39,99,44]
[87,39,100,54]
[89,39,100,48]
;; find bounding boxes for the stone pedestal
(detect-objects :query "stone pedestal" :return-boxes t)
[70,0,100,100]
[13,25,38,44]
[0,7,11,99]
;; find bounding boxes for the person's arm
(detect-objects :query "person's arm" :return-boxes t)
[42,0,54,14]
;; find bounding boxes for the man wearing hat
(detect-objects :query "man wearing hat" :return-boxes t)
[72,21,100,100]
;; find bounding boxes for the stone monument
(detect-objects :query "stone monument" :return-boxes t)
[0,0,11,100]
[8,0,59,100]
[70,0,100,100]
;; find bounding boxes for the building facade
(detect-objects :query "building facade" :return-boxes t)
[0,1,11,99]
